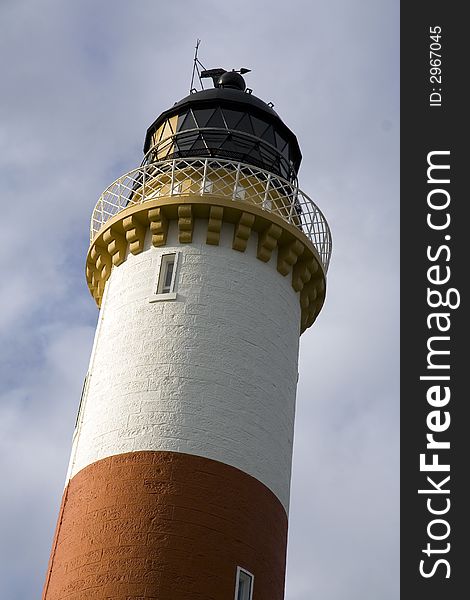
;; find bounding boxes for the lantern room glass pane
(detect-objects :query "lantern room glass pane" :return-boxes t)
[205,107,226,129]
[222,108,244,129]
[174,131,198,152]
[177,110,197,131]
[260,124,276,147]
[251,116,270,138]
[193,108,216,128]
[176,111,188,131]
[275,130,288,151]
[234,113,254,135]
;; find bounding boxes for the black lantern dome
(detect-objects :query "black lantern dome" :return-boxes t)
[143,72,302,183]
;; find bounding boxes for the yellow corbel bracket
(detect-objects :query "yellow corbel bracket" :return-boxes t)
[122,214,147,255]
[257,223,282,262]
[148,207,169,247]
[233,212,255,252]
[277,239,305,276]
[292,258,319,292]
[206,206,224,245]
[178,204,193,243]
[102,227,127,266]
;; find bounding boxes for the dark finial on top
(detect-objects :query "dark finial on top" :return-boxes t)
[217,71,246,91]
[200,68,251,90]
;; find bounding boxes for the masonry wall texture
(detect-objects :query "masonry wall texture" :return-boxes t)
[43,451,288,600]
[68,221,301,511]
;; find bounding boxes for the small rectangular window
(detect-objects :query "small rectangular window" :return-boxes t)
[149,252,179,303]
[202,179,213,194]
[234,184,246,200]
[157,253,177,294]
[234,567,254,600]
[262,197,272,210]
[74,374,89,430]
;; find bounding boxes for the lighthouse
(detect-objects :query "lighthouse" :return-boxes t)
[42,68,331,600]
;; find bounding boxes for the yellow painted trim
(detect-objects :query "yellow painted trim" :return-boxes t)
[87,195,327,333]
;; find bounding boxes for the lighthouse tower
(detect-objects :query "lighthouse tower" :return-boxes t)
[42,69,331,600]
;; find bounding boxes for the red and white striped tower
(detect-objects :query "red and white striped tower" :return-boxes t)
[43,69,331,600]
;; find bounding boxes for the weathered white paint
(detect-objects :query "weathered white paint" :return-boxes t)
[67,219,301,512]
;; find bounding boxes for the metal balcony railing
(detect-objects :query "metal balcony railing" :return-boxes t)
[90,158,332,271]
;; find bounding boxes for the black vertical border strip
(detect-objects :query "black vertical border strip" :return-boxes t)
[401,4,467,599]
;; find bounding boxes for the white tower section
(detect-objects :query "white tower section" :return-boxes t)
[68,220,300,510]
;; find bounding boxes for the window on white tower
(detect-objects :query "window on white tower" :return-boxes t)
[149,252,180,303]
[157,253,177,294]
[74,373,89,432]
[234,567,254,600]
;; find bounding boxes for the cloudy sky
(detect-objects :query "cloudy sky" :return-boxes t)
[0,1,399,598]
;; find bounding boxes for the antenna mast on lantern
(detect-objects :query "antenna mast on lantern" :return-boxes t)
[190,39,206,92]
